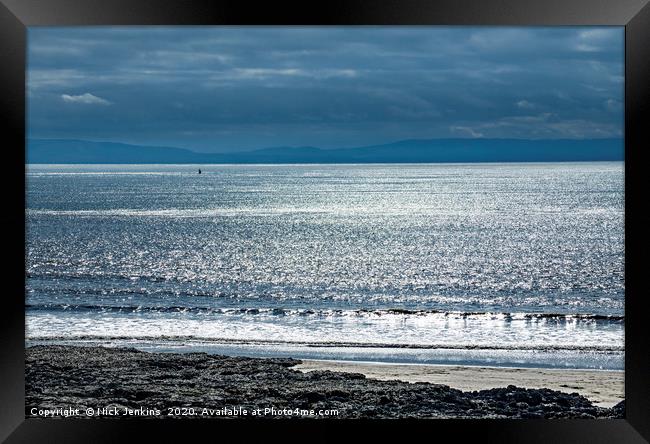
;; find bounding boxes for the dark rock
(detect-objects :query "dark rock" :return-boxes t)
[24,345,622,419]
[612,399,625,417]
[300,391,326,403]
[327,389,350,399]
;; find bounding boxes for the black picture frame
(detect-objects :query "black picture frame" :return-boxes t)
[2,0,649,442]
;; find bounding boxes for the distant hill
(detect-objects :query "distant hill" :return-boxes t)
[27,138,624,164]
[27,139,207,164]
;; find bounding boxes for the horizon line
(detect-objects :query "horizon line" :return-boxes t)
[28,136,625,155]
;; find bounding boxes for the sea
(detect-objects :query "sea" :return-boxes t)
[25,162,625,370]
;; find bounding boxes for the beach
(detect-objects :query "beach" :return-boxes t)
[294,360,624,408]
[25,345,624,419]
[25,163,626,420]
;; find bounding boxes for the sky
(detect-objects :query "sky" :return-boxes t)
[27,27,624,153]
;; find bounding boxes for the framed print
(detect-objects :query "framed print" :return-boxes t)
[1,0,649,442]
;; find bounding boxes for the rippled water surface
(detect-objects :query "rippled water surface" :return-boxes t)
[26,163,624,368]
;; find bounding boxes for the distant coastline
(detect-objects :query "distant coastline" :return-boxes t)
[27,138,624,164]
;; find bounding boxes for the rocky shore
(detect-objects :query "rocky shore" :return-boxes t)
[26,346,624,419]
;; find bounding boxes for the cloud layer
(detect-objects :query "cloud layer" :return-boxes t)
[28,27,624,152]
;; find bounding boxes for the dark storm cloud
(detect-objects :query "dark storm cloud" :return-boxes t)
[27,27,624,152]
